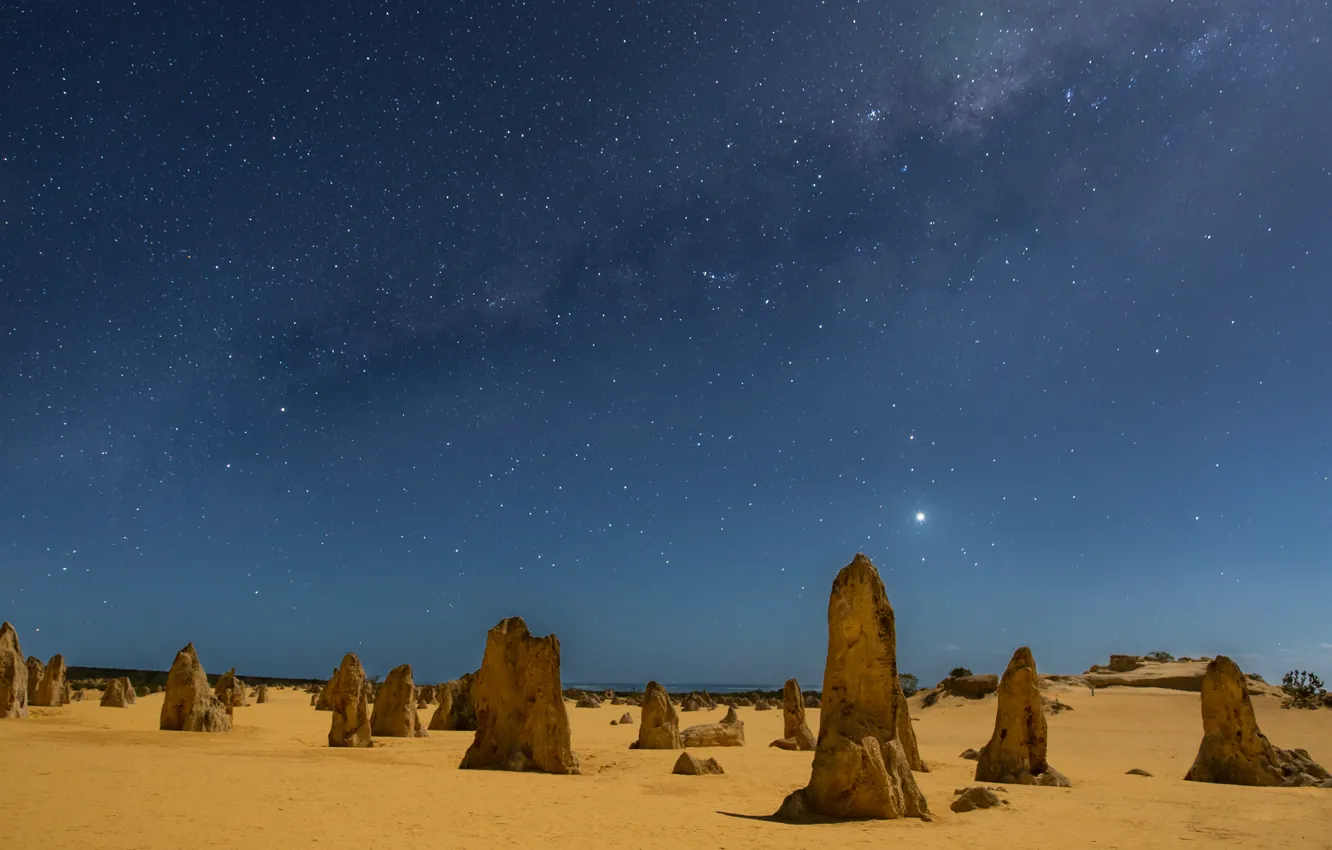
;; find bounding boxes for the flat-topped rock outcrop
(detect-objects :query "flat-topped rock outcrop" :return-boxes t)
[1081,656,1281,696]
[681,704,745,747]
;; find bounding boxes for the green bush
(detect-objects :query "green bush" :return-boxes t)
[900,673,919,697]
[949,667,973,679]
[1281,670,1325,708]
[1144,650,1175,663]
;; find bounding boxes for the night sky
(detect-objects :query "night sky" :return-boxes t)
[3,1,1330,687]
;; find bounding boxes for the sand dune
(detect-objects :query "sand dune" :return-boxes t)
[2,681,1330,848]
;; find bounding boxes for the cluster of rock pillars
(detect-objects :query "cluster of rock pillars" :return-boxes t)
[2,553,1328,821]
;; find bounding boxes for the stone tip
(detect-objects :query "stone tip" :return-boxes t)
[1007,645,1036,670]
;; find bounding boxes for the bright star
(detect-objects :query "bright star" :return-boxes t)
[915,512,927,523]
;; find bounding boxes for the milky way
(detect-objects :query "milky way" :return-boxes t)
[2,1,1329,685]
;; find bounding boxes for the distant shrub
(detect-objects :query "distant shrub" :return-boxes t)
[1144,651,1175,663]
[135,685,150,697]
[1281,670,1325,708]
[921,689,940,708]
[900,673,919,697]
[948,667,973,679]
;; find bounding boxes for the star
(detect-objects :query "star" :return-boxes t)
[915,512,927,523]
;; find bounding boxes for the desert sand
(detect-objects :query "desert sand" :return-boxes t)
[2,681,1330,848]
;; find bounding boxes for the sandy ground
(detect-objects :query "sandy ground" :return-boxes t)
[2,683,1331,848]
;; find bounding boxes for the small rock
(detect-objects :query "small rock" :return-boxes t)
[950,786,1004,813]
[672,751,724,775]
[1126,768,1152,777]
[575,692,601,708]
[960,748,980,760]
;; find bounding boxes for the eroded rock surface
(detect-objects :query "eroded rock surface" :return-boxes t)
[941,674,1000,699]
[370,663,427,738]
[26,657,43,704]
[314,670,336,711]
[773,554,929,821]
[428,672,478,731]
[33,654,68,707]
[458,617,579,774]
[214,669,247,709]
[101,677,130,707]
[633,680,681,750]
[327,653,373,748]
[1184,655,1331,787]
[769,678,816,751]
[0,623,28,719]
[951,787,1005,813]
[681,705,745,747]
[160,643,231,732]
[673,752,724,775]
[974,647,1070,787]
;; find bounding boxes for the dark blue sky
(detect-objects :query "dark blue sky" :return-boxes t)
[2,0,1329,687]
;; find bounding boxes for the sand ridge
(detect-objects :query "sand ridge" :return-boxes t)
[2,681,1331,848]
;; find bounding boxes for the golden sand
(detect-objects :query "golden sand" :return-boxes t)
[2,682,1330,848]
